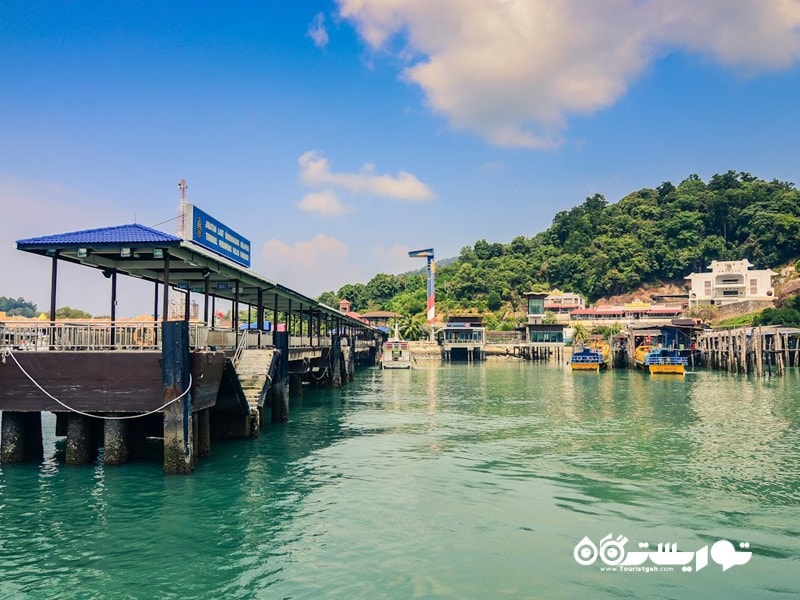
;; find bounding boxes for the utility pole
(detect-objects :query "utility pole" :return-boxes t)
[408,248,435,341]
[177,178,188,239]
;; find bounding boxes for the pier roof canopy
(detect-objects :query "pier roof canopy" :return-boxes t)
[16,223,371,329]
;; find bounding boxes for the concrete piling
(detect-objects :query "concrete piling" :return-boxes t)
[1,411,43,463]
[66,414,95,465]
[103,418,129,465]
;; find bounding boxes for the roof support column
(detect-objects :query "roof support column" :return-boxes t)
[234,280,240,347]
[256,289,264,330]
[162,250,170,323]
[153,281,160,345]
[110,270,117,346]
[49,251,58,348]
[203,274,210,325]
[153,281,159,321]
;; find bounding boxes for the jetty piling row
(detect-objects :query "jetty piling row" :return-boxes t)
[697,326,799,377]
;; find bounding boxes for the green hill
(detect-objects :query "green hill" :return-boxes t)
[317,171,800,323]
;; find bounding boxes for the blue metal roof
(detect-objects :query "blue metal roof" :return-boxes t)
[16,224,181,247]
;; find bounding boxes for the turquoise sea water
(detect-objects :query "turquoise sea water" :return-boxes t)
[1,361,799,599]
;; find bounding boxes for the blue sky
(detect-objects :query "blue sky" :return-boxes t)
[2,1,800,317]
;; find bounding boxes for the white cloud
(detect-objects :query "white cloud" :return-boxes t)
[298,189,349,216]
[337,0,800,148]
[308,12,329,48]
[260,234,351,295]
[298,150,434,201]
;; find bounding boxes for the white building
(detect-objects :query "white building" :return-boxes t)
[685,260,776,307]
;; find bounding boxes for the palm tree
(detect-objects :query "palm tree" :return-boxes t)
[399,313,427,340]
[571,323,590,346]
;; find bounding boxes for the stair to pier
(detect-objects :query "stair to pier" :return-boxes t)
[234,348,276,410]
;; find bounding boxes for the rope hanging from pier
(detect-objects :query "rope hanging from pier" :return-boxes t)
[309,366,330,382]
[0,348,193,420]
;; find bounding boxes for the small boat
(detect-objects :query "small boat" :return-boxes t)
[381,324,413,369]
[571,340,611,371]
[634,344,687,375]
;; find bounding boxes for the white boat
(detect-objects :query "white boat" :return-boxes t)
[381,324,413,369]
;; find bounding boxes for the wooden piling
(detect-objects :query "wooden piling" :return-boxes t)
[271,331,289,423]
[196,409,211,459]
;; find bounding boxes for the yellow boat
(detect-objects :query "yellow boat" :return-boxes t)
[571,340,611,371]
[634,344,687,375]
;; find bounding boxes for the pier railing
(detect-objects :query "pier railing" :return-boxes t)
[0,321,369,353]
[0,321,249,352]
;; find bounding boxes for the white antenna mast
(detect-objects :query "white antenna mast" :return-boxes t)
[177,178,188,238]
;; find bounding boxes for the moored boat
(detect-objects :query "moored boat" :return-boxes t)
[570,340,611,371]
[381,323,413,369]
[634,344,687,375]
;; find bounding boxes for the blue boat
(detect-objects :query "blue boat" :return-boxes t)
[570,341,611,371]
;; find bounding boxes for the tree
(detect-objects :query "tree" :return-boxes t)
[316,291,339,307]
[399,314,427,340]
[336,283,367,312]
[0,296,37,318]
[571,323,590,345]
[487,291,502,311]
[364,273,400,309]
[56,307,92,319]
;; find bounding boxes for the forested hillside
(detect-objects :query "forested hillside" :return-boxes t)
[319,171,800,323]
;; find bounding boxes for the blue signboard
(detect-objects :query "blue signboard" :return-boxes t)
[188,204,251,268]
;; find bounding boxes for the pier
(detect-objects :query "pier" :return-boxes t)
[696,325,800,376]
[0,222,384,473]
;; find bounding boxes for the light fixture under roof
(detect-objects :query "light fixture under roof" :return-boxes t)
[153,248,163,259]
[77,248,88,258]
[121,247,132,258]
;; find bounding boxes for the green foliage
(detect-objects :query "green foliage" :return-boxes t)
[315,171,799,330]
[55,307,92,319]
[715,314,760,328]
[399,314,427,341]
[753,295,800,326]
[591,322,622,338]
[336,283,368,312]
[483,313,500,330]
[317,291,339,308]
[571,323,590,345]
[486,291,502,311]
[0,296,38,318]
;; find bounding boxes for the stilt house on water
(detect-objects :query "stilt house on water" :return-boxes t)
[439,316,486,361]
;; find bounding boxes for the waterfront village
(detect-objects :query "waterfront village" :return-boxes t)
[339,258,798,368]
[3,258,797,374]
